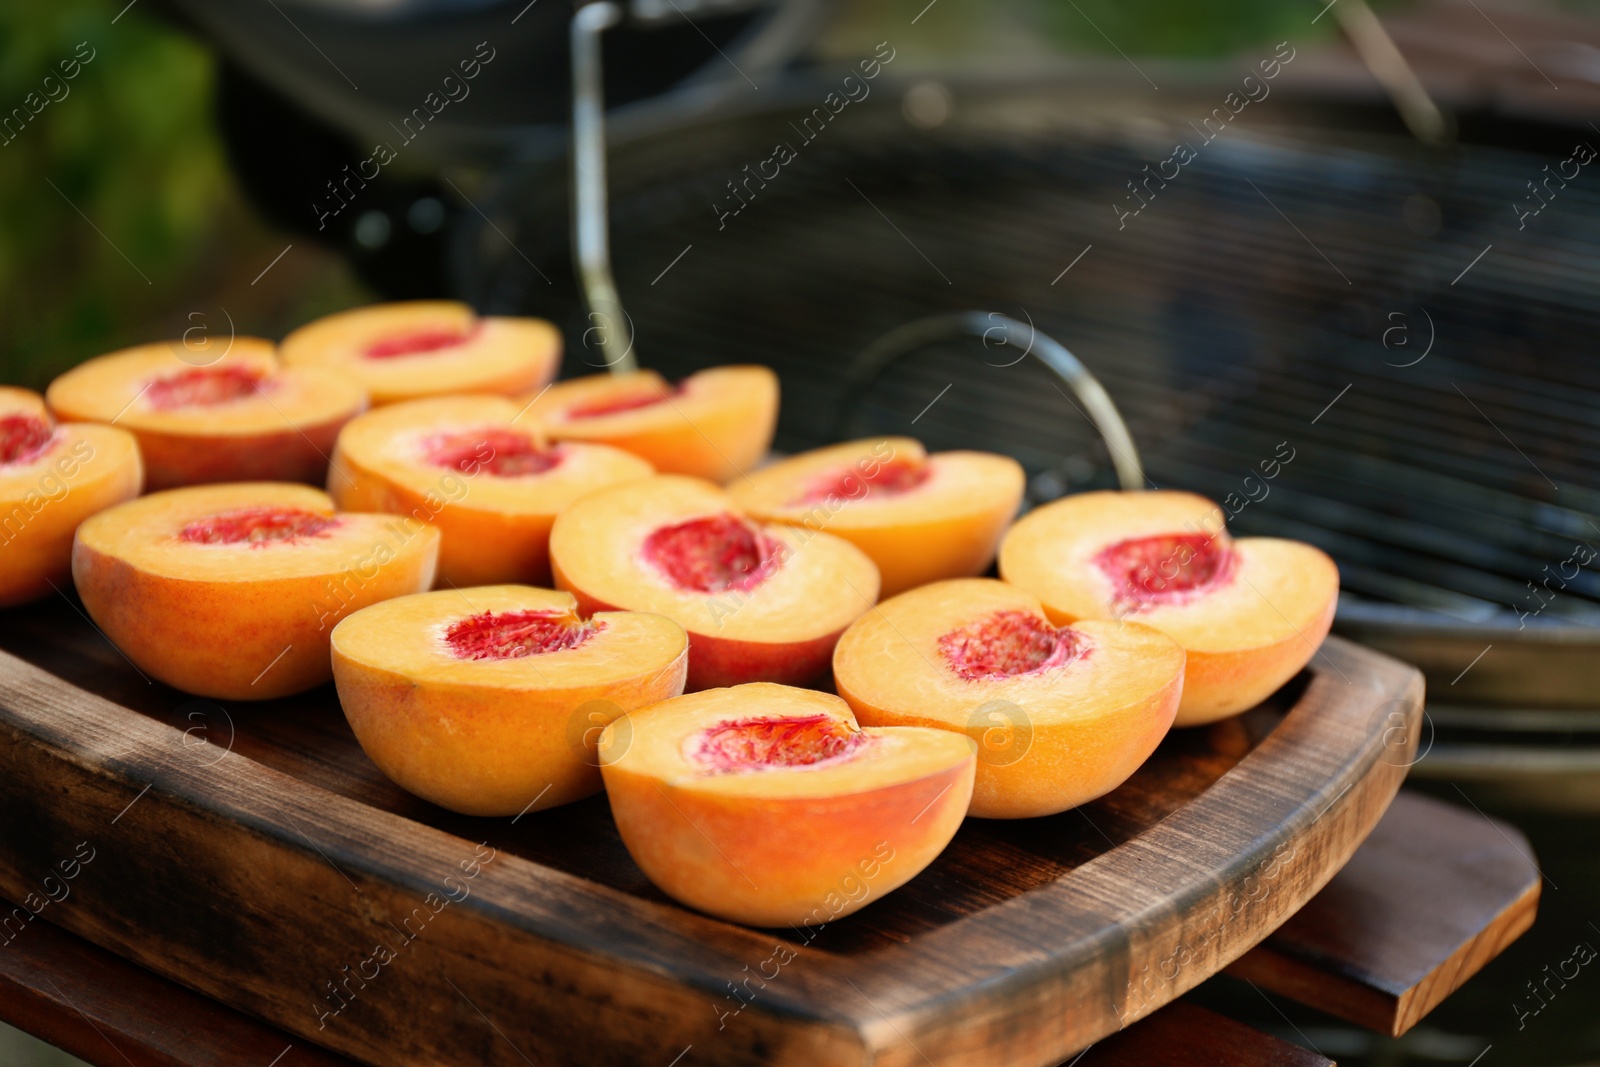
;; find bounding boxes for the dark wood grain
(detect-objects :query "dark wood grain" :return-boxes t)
[1077,1002,1332,1066]
[0,906,356,1067]
[1229,789,1541,1036]
[0,917,1324,1067]
[0,596,1421,1066]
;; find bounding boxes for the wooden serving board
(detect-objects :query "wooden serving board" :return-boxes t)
[0,597,1421,1067]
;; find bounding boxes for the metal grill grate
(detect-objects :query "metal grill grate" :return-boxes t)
[458,77,1600,633]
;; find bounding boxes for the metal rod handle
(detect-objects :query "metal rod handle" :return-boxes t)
[837,312,1145,491]
[571,1,638,371]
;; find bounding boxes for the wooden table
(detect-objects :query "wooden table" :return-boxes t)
[0,790,1538,1066]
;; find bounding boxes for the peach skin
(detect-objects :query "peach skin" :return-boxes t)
[599,683,975,926]
[999,490,1339,726]
[72,483,439,700]
[834,578,1183,818]
[549,475,879,690]
[728,436,1024,596]
[332,585,687,816]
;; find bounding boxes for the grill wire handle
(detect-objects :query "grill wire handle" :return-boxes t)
[1335,0,1450,145]
[571,1,638,372]
[837,312,1145,491]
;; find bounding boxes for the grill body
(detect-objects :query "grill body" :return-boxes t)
[457,73,1600,710]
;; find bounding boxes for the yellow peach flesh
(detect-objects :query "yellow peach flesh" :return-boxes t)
[998,489,1339,725]
[728,437,1025,596]
[332,585,687,816]
[833,578,1183,818]
[599,683,974,926]
[279,301,560,406]
[329,395,654,587]
[44,338,366,489]
[549,475,879,690]
[0,390,143,606]
[524,365,778,483]
[72,483,439,700]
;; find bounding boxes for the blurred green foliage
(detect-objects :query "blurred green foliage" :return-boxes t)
[0,0,228,387]
[0,0,369,391]
[1038,0,1337,57]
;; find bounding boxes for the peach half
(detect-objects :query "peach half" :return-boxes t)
[332,585,687,816]
[280,301,559,407]
[524,365,777,483]
[329,396,654,587]
[728,437,1024,596]
[599,683,974,926]
[833,579,1182,818]
[0,388,143,607]
[73,483,439,700]
[549,475,879,691]
[45,336,366,491]
[998,490,1339,726]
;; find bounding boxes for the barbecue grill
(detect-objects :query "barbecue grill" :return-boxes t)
[189,0,1600,791]
[437,66,1600,804]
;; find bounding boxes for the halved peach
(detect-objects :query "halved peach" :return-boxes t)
[332,585,687,816]
[998,490,1339,726]
[524,365,777,483]
[549,475,878,690]
[833,578,1182,818]
[279,301,559,407]
[599,683,974,926]
[0,388,143,606]
[329,396,654,588]
[73,483,439,700]
[45,337,365,490]
[728,437,1024,596]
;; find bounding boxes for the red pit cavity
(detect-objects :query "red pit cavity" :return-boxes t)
[1095,532,1236,612]
[0,415,54,466]
[691,714,870,774]
[642,514,782,594]
[424,428,561,477]
[565,384,679,419]
[444,609,600,661]
[798,456,930,505]
[938,610,1087,681]
[364,324,480,359]
[146,366,266,410]
[178,506,340,546]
